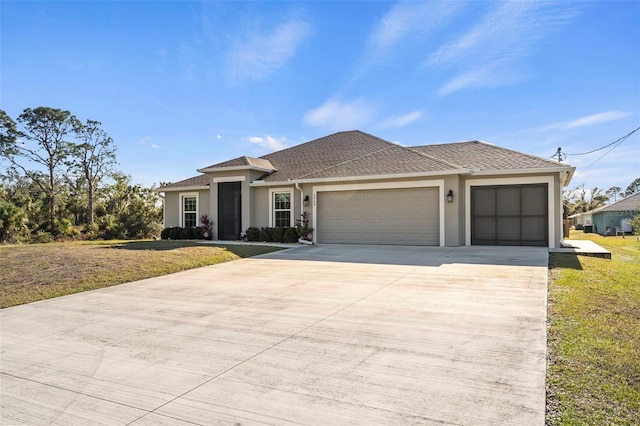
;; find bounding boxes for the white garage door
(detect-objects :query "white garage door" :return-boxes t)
[317,187,439,245]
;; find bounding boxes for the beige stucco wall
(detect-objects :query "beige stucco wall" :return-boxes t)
[251,186,269,228]
[163,192,179,228]
[162,189,210,228]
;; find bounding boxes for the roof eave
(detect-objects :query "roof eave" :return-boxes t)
[249,169,470,186]
[156,185,210,192]
[468,166,576,185]
[197,165,275,173]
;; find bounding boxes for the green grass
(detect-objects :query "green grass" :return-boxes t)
[547,230,640,425]
[0,240,284,308]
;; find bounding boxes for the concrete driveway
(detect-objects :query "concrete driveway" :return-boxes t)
[1,245,549,425]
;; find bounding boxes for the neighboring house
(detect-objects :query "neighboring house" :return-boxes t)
[568,212,593,228]
[590,192,640,236]
[158,130,575,248]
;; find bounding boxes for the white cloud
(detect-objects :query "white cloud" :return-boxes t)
[427,1,583,95]
[216,134,222,139]
[379,110,423,129]
[356,1,464,76]
[538,111,632,131]
[370,1,462,50]
[227,18,311,84]
[139,136,159,149]
[248,135,288,151]
[565,111,632,129]
[303,98,376,131]
[436,62,528,96]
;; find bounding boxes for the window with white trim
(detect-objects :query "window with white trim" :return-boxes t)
[273,191,292,227]
[180,193,198,227]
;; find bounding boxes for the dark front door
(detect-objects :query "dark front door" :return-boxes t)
[471,184,548,247]
[218,182,241,240]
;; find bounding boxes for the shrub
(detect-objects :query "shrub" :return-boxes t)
[161,226,205,240]
[31,230,54,244]
[0,200,28,243]
[283,227,298,243]
[54,218,75,237]
[200,214,213,240]
[272,227,284,243]
[246,227,260,241]
[631,214,640,236]
[260,227,273,242]
[179,227,193,239]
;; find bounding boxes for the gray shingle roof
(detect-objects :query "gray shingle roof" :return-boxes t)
[591,192,640,213]
[258,130,466,181]
[411,141,564,171]
[204,156,275,170]
[157,174,209,191]
[174,131,573,185]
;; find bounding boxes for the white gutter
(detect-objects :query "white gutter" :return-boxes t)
[251,169,469,186]
[294,182,304,220]
[248,166,576,187]
[467,166,575,176]
[155,185,209,192]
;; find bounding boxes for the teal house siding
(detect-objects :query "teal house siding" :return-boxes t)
[592,210,635,236]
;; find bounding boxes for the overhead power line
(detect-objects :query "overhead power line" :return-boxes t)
[572,126,640,178]
[564,126,640,156]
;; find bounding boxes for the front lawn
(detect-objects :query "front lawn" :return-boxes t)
[547,230,640,425]
[0,240,284,308]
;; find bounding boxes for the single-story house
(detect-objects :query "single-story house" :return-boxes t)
[158,130,575,248]
[568,211,593,228]
[590,192,639,236]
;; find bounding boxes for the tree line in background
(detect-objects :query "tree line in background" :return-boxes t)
[564,178,640,217]
[0,107,163,243]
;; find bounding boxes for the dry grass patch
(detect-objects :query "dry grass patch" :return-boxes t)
[547,231,640,425]
[0,240,284,308]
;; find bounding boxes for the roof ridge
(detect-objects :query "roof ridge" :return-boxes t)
[414,140,572,168]
[405,146,465,169]
[294,145,397,180]
[260,130,369,161]
[478,142,570,167]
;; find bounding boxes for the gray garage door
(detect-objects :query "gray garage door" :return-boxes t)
[471,184,548,246]
[317,187,439,245]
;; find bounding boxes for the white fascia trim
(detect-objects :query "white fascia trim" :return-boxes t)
[468,166,574,177]
[178,192,199,228]
[197,165,273,173]
[312,179,446,247]
[213,176,246,183]
[249,181,292,187]
[268,187,295,227]
[157,185,209,192]
[464,175,556,248]
[290,170,467,185]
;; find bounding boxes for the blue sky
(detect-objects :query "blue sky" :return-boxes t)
[2,1,639,192]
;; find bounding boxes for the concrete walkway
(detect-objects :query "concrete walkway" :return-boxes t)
[1,245,549,425]
[551,239,611,258]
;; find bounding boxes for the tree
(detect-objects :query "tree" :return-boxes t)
[622,178,640,198]
[606,186,622,202]
[96,173,162,239]
[71,119,117,225]
[2,107,76,233]
[0,199,28,242]
[564,184,609,216]
[0,110,18,154]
